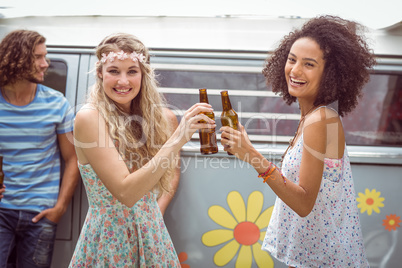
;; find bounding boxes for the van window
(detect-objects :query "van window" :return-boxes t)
[156,69,299,144]
[154,54,402,147]
[343,73,402,146]
[42,59,68,96]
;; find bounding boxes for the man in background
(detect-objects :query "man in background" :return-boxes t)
[0,29,79,268]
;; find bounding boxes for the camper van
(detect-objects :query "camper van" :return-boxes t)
[0,15,401,267]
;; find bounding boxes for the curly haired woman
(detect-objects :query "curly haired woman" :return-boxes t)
[220,16,375,267]
[69,33,216,267]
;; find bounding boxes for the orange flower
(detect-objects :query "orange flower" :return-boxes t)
[105,220,111,227]
[123,209,129,217]
[382,214,401,231]
[113,254,120,262]
[86,256,93,266]
[178,252,190,268]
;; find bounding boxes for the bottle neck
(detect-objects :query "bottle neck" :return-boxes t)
[200,94,209,103]
[199,89,209,103]
[221,95,232,110]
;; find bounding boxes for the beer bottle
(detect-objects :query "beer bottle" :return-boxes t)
[220,90,239,155]
[198,89,218,155]
[0,155,4,201]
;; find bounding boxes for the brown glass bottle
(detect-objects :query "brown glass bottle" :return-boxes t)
[220,90,239,155]
[0,155,4,201]
[198,89,218,155]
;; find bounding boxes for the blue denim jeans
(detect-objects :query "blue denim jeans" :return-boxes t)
[0,209,57,268]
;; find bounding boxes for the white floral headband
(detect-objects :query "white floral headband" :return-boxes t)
[100,50,146,64]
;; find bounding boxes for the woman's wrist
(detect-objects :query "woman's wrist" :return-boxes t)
[247,148,271,174]
[257,162,287,185]
[165,126,187,150]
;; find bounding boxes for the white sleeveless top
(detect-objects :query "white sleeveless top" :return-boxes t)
[261,109,369,267]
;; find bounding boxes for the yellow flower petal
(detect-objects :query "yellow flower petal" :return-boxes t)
[255,206,274,230]
[246,191,263,223]
[253,243,274,267]
[373,190,381,198]
[228,191,246,223]
[214,239,240,266]
[235,246,252,268]
[201,229,234,247]
[367,208,373,216]
[202,229,234,247]
[359,206,367,214]
[373,206,380,214]
[208,205,238,229]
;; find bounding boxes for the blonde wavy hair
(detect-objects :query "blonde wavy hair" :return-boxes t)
[88,33,173,195]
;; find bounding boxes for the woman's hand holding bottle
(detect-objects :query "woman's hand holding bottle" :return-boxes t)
[220,123,256,163]
[169,103,216,148]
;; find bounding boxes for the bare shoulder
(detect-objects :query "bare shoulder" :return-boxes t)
[163,107,178,128]
[303,107,340,144]
[305,107,340,127]
[74,105,105,141]
[75,105,101,125]
[303,107,345,158]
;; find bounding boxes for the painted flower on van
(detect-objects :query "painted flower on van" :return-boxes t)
[382,214,401,231]
[178,252,190,268]
[202,191,274,267]
[356,188,384,215]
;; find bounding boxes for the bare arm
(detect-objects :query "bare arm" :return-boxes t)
[220,108,344,217]
[157,108,181,215]
[74,103,214,208]
[0,184,5,200]
[33,132,80,223]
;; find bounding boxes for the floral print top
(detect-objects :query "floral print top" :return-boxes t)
[69,163,180,268]
[262,134,369,267]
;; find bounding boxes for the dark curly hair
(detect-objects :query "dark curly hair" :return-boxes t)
[262,15,376,116]
[0,30,46,86]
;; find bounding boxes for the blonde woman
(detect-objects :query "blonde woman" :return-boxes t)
[69,33,215,267]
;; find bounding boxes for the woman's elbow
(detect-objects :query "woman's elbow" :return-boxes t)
[296,209,312,218]
[294,203,314,218]
[116,192,139,208]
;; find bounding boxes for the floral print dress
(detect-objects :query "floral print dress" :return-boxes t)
[69,163,180,268]
[262,133,369,267]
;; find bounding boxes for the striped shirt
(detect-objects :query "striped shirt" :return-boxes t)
[0,84,74,213]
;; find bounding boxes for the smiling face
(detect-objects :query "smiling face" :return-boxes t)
[99,53,142,113]
[285,37,325,104]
